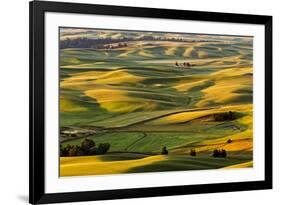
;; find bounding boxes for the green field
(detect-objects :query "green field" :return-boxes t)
[59,28,253,176]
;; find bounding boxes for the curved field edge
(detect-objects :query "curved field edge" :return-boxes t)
[222,161,253,169]
[60,154,252,177]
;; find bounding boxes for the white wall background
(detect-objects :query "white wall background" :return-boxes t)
[0,0,279,204]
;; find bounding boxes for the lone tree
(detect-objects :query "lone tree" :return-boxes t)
[81,138,95,155]
[161,146,169,155]
[190,149,196,156]
[97,143,111,154]
[68,145,82,156]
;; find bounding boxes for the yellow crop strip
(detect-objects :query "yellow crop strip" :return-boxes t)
[60,155,167,176]
[148,104,252,125]
[223,161,253,169]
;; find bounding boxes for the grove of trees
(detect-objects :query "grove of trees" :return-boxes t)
[60,36,216,49]
[213,111,237,121]
[60,138,110,157]
[212,149,227,158]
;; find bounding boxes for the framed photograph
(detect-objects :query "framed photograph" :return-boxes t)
[29,0,272,204]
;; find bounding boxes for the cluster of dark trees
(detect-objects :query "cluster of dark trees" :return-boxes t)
[175,61,193,68]
[190,148,227,158]
[140,36,214,43]
[212,149,227,158]
[60,138,110,157]
[213,111,237,121]
[60,36,216,49]
[60,37,130,49]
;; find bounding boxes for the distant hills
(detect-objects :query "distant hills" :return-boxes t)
[60,27,253,49]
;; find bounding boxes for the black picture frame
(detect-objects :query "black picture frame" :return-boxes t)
[29,1,272,204]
